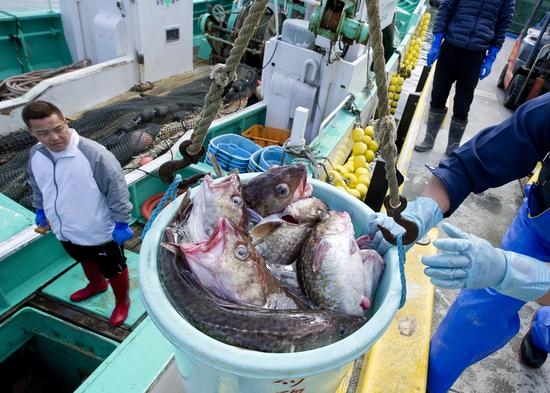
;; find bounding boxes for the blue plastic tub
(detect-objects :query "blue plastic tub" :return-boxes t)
[259,146,286,170]
[248,149,263,172]
[207,134,261,172]
[139,174,402,393]
[208,134,261,157]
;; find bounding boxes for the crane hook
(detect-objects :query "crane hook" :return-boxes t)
[377,195,419,245]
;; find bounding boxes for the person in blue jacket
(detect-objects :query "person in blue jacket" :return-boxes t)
[371,92,550,392]
[415,0,516,155]
[24,100,134,327]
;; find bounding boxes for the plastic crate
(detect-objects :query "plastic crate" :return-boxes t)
[242,125,290,147]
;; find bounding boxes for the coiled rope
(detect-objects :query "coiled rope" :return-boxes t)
[365,0,407,308]
[0,59,91,100]
[141,174,183,240]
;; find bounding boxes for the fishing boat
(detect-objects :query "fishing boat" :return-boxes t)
[0,1,440,392]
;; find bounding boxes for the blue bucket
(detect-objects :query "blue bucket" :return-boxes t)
[259,146,286,170]
[139,175,401,393]
[247,149,263,172]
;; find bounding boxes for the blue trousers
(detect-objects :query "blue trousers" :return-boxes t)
[427,190,550,393]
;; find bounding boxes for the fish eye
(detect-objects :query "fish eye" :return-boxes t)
[338,324,347,336]
[317,209,328,219]
[231,195,243,207]
[275,183,290,198]
[234,244,249,260]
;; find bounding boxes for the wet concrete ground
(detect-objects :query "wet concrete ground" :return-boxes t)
[402,36,550,393]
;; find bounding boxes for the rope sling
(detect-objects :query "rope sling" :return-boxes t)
[366,0,416,307]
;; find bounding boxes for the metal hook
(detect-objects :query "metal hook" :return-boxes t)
[377,195,419,245]
[158,140,205,184]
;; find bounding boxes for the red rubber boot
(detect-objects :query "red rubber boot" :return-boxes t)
[109,268,131,326]
[70,261,109,302]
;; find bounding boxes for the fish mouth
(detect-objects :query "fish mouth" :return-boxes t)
[209,172,240,190]
[281,214,298,224]
[294,171,313,198]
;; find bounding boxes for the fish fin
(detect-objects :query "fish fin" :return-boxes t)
[350,237,359,254]
[175,190,192,222]
[247,207,264,225]
[249,216,283,239]
[161,242,182,256]
[356,234,374,250]
[312,239,330,273]
[360,295,371,311]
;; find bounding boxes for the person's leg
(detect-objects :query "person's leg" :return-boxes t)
[428,199,549,392]
[515,186,550,367]
[416,43,457,152]
[61,241,108,302]
[521,307,550,368]
[430,43,457,110]
[95,241,131,326]
[427,289,525,392]
[446,49,485,154]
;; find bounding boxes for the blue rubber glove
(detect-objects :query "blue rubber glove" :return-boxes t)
[35,208,47,227]
[427,33,444,67]
[480,46,499,80]
[367,196,443,255]
[422,222,550,302]
[112,222,133,245]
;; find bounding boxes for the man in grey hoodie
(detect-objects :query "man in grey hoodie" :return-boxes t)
[24,100,133,326]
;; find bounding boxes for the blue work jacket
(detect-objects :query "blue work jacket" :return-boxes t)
[433,0,515,51]
[434,93,550,215]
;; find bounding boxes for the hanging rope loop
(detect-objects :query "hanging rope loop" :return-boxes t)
[365,0,418,247]
[158,0,270,182]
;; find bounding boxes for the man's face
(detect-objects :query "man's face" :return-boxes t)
[28,113,71,152]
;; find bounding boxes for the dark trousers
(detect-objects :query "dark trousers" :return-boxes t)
[61,240,127,278]
[430,42,486,121]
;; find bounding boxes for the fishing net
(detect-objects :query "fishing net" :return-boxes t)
[0,64,259,210]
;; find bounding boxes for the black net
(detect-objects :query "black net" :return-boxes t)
[0,64,259,210]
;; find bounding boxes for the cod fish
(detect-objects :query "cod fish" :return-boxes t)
[250,197,329,266]
[158,247,366,353]
[182,172,248,243]
[169,216,306,310]
[243,164,313,217]
[298,211,370,316]
[361,249,385,301]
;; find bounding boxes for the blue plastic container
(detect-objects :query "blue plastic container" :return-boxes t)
[139,175,401,393]
[207,134,261,172]
[259,146,286,170]
[247,149,263,172]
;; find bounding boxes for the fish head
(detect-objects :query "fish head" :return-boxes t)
[281,197,329,224]
[294,313,366,351]
[243,164,313,216]
[315,210,354,237]
[195,173,248,234]
[178,216,265,302]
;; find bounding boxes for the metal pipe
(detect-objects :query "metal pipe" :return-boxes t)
[273,0,280,36]
[302,0,321,6]
[319,93,353,132]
